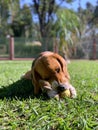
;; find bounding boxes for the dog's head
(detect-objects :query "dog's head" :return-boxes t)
[31,51,70,95]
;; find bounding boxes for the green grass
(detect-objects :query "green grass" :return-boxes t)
[0,60,98,130]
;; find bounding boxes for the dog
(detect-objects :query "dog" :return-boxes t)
[23,51,76,98]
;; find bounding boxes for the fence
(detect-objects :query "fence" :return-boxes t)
[0,37,10,60]
[0,36,98,60]
[0,37,58,60]
[75,37,98,59]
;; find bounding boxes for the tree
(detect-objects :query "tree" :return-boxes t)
[87,2,98,59]
[77,1,98,59]
[33,0,76,37]
[55,8,80,52]
[0,0,33,37]
[0,0,10,36]
[0,0,21,36]
[31,0,76,50]
[11,4,33,37]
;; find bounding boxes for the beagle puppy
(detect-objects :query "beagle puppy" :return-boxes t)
[23,51,76,98]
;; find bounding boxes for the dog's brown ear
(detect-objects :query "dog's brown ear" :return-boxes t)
[32,68,42,95]
[53,53,70,80]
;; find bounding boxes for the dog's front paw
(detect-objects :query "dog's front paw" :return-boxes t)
[69,85,77,98]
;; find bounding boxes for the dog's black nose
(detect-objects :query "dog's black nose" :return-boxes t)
[58,85,65,92]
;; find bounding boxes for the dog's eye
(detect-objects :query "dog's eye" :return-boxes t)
[55,68,60,73]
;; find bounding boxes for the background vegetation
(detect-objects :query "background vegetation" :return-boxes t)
[0,60,98,129]
[0,0,98,59]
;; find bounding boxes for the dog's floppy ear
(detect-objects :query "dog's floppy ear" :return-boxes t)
[32,68,42,95]
[53,53,70,80]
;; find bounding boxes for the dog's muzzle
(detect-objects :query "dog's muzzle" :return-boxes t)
[51,81,67,92]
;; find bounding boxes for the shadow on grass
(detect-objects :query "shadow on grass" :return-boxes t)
[0,79,49,100]
[0,79,35,99]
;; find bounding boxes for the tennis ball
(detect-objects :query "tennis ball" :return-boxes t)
[60,89,71,98]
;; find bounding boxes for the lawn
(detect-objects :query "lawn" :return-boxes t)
[0,60,98,130]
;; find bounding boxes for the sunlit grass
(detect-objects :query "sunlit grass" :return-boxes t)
[0,60,98,129]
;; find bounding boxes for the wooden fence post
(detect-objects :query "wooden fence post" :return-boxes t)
[10,37,14,60]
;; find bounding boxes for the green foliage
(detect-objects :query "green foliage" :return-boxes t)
[0,1,9,36]
[31,0,80,50]
[0,0,32,37]
[0,0,20,36]
[14,44,42,58]
[11,4,33,37]
[0,60,98,129]
[53,8,80,53]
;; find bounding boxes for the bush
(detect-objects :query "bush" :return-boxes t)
[14,44,42,58]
